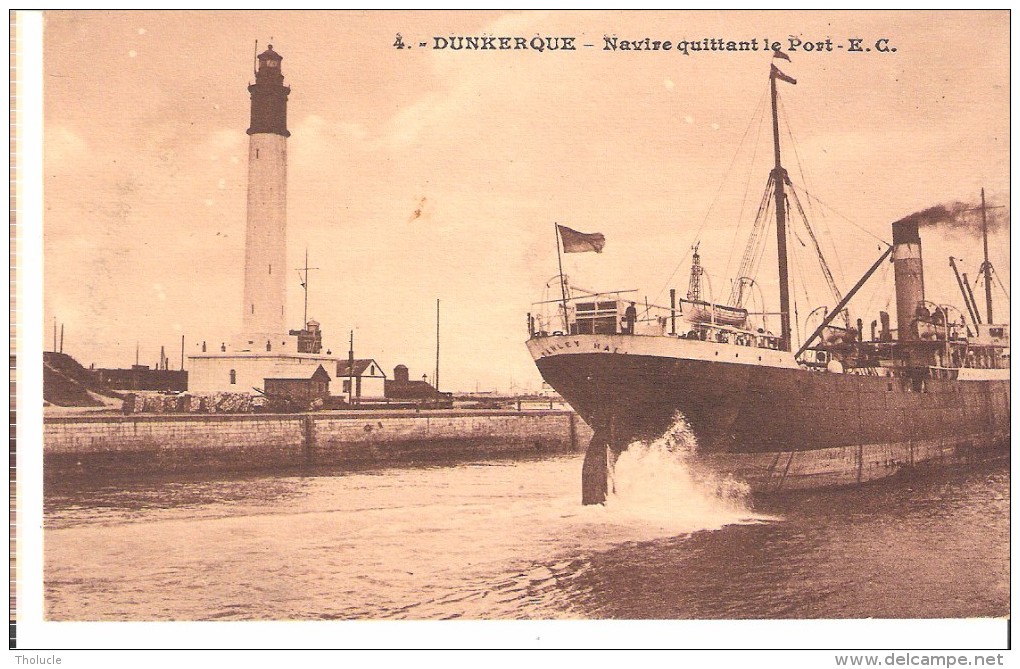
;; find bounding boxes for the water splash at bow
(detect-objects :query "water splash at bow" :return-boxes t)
[598,414,767,533]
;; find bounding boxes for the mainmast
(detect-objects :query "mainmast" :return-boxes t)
[962,188,1002,328]
[981,188,993,324]
[770,62,797,352]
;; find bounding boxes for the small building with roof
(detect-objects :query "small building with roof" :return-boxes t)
[384,364,447,402]
[335,358,387,401]
[264,364,331,404]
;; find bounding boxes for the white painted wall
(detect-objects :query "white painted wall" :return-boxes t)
[189,353,389,398]
[241,133,288,343]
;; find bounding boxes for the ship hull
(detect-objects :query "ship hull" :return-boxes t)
[528,334,1009,492]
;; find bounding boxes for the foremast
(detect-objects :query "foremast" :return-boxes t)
[770,62,797,352]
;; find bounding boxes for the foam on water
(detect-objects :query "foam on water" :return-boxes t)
[46,417,778,619]
[596,414,770,534]
[44,449,1009,620]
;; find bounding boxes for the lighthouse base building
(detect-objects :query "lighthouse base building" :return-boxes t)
[189,322,387,403]
[188,350,386,403]
[187,45,385,403]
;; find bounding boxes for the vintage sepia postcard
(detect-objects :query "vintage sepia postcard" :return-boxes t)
[11,9,1010,660]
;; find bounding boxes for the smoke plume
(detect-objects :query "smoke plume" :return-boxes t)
[894,199,1009,236]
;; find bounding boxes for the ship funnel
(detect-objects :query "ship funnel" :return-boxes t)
[892,218,925,340]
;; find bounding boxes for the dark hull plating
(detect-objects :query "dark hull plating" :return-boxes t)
[535,351,1009,488]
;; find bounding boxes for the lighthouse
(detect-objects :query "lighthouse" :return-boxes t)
[241,45,290,348]
[187,44,387,402]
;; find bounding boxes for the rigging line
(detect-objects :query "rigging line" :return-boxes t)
[653,248,694,312]
[787,183,845,313]
[730,168,778,304]
[729,176,775,305]
[722,121,768,286]
[990,265,1010,302]
[789,212,813,311]
[798,187,889,245]
[777,92,840,288]
[815,206,848,290]
[779,103,849,290]
[788,145,839,290]
[723,92,770,282]
[751,193,776,280]
[778,95,811,200]
[748,279,767,331]
[793,297,801,347]
[969,271,984,293]
[747,198,775,294]
[989,243,1011,277]
[787,211,812,348]
[743,187,774,291]
[653,81,771,304]
[860,251,893,316]
[967,270,998,315]
[780,96,820,229]
[822,208,847,288]
[777,99,858,290]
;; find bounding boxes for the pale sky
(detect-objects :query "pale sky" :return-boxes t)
[42,10,1009,392]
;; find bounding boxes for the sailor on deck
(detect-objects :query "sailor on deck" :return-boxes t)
[624,302,637,334]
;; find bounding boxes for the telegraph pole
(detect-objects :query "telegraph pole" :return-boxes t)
[435,299,440,392]
[347,330,355,406]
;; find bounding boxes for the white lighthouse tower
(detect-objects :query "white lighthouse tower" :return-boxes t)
[241,44,290,348]
[187,44,389,401]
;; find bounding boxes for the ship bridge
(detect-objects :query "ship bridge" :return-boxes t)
[529,285,781,353]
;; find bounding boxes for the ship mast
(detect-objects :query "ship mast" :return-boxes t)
[963,188,1003,327]
[980,188,994,324]
[770,63,796,352]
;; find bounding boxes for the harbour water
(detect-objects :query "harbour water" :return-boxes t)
[45,433,1008,622]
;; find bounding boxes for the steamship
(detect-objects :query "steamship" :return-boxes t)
[526,63,1010,504]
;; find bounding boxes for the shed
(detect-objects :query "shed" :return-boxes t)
[264,364,331,403]
[335,358,387,400]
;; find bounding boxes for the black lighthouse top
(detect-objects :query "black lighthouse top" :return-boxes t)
[247,44,291,137]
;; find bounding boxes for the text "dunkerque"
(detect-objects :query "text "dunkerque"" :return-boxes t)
[432,36,577,51]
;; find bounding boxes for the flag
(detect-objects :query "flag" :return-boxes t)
[558,224,606,253]
[771,64,797,85]
[772,48,791,61]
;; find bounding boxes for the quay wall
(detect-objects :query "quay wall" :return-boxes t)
[43,410,594,480]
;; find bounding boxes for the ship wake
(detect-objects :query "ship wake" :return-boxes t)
[600,415,770,532]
